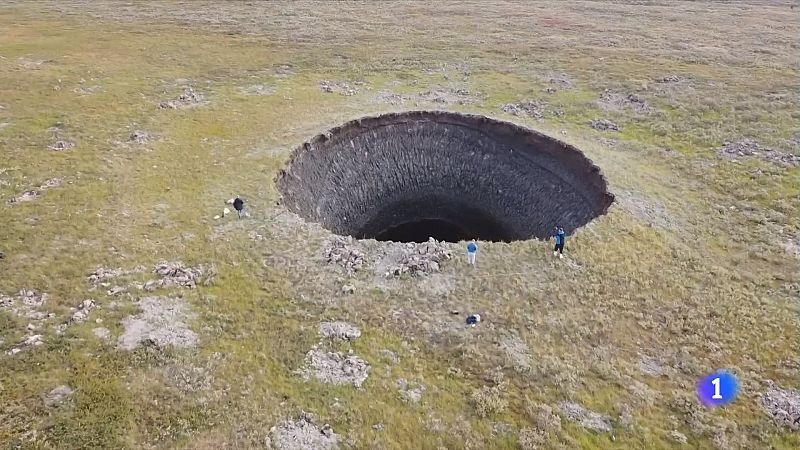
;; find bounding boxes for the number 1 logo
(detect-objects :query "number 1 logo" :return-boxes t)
[698,372,738,407]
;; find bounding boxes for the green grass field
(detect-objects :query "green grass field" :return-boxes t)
[1,1,798,449]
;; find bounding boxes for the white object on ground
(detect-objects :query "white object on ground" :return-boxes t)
[222,207,230,217]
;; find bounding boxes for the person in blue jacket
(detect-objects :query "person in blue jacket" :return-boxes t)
[467,239,478,266]
[553,226,566,259]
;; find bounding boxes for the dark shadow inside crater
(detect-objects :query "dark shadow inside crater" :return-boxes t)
[276,111,614,243]
[374,219,470,243]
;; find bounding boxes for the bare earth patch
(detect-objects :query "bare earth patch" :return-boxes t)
[268,412,340,450]
[615,190,678,230]
[118,296,198,350]
[298,347,369,387]
[239,84,276,96]
[372,91,406,105]
[8,178,63,204]
[558,401,613,433]
[43,385,74,407]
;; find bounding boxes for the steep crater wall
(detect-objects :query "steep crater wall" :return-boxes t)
[277,111,614,242]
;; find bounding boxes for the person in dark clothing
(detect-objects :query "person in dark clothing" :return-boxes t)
[553,226,566,259]
[233,197,245,218]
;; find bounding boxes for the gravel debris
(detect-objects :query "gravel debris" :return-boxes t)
[118,296,198,350]
[43,385,74,407]
[298,348,370,387]
[759,383,800,431]
[319,321,362,341]
[590,119,620,131]
[269,412,340,450]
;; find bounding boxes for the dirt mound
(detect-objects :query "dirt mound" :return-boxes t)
[416,87,478,105]
[324,237,364,275]
[298,348,370,387]
[500,100,548,119]
[759,384,800,431]
[373,91,406,105]
[159,87,205,109]
[598,90,653,114]
[129,130,155,144]
[590,119,620,132]
[319,80,359,96]
[719,139,800,167]
[8,178,63,204]
[118,296,198,350]
[48,140,75,151]
[319,321,361,341]
[268,412,340,450]
[144,261,213,290]
[385,238,452,277]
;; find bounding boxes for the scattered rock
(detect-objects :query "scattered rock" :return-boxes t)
[9,190,38,203]
[416,87,478,105]
[558,401,613,433]
[372,423,385,431]
[8,178,63,204]
[129,130,154,144]
[319,80,358,96]
[385,238,452,277]
[656,75,684,83]
[340,284,355,295]
[118,296,198,350]
[759,383,800,431]
[298,348,370,387]
[668,430,688,445]
[145,261,213,290]
[269,412,340,450]
[719,139,800,167]
[319,321,361,341]
[43,385,74,407]
[590,119,620,132]
[500,100,547,119]
[598,90,653,114]
[7,334,44,355]
[373,91,406,105]
[68,299,97,325]
[48,140,75,151]
[397,378,426,403]
[159,87,205,109]
[324,236,364,275]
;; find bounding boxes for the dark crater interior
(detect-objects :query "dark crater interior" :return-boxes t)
[277,111,614,243]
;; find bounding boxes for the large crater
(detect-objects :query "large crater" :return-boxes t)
[276,111,614,243]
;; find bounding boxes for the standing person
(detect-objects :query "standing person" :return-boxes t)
[553,226,566,259]
[467,239,478,266]
[233,196,245,219]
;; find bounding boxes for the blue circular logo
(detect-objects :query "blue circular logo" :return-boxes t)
[697,371,739,407]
